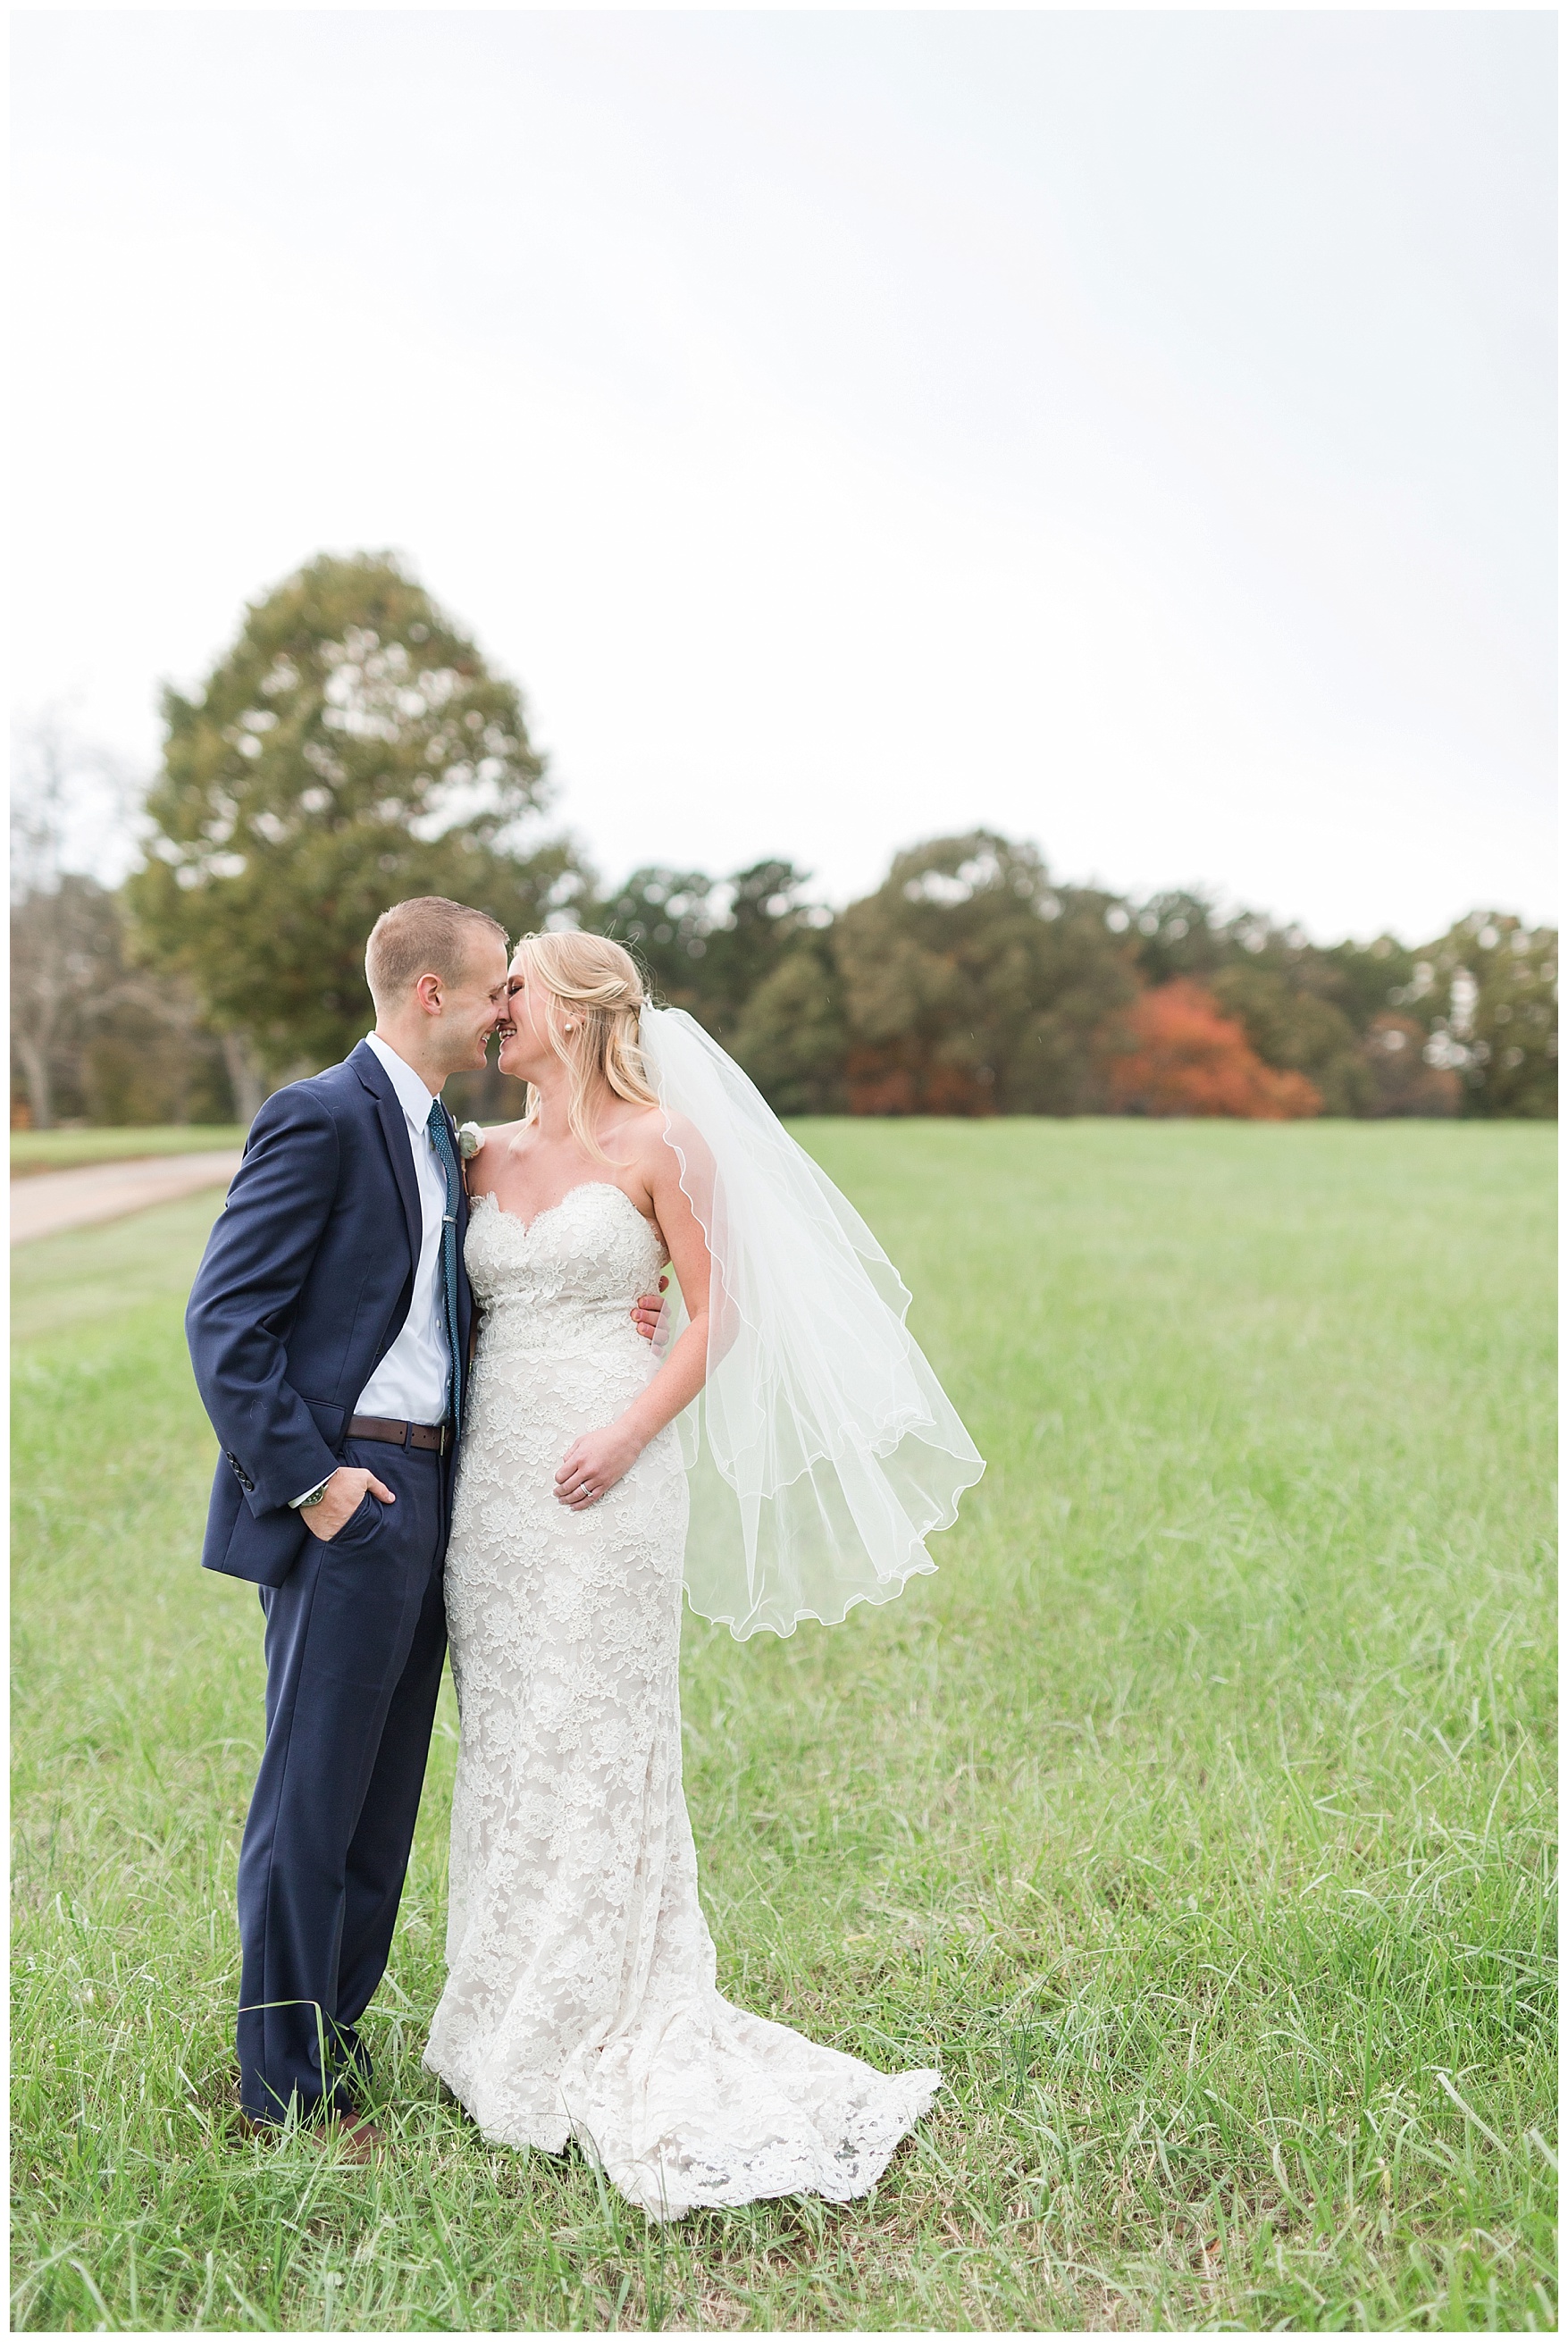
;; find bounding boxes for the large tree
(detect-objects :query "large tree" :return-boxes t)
[1413,913,1558,1118]
[1127,889,1232,986]
[591,866,721,1022]
[1208,962,1372,1116]
[590,858,823,1045]
[695,860,827,1045]
[128,553,577,1099]
[732,939,847,1114]
[830,832,1139,1114]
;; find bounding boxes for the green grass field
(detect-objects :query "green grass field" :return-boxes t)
[11,1126,249,1177]
[12,1122,1556,2331]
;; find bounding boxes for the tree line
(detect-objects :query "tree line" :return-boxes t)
[12,553,1556,1130]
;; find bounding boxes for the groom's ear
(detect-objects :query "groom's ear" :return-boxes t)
[412,971,445,1016]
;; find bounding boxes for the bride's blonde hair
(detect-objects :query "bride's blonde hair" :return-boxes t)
[514,930,659,1161]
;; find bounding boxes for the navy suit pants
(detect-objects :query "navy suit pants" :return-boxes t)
[237,1437,448,2123]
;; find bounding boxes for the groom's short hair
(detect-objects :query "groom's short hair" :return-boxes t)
[365,897,508,1009]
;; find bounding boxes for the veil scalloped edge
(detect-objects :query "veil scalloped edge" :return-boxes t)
[638,1004,985,1641]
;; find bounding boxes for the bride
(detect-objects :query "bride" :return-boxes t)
[423,930,984,2218]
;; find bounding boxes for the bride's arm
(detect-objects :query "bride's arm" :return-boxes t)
[553,1130,713,1511]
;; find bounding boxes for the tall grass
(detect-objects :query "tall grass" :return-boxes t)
[12,1122,1556,2330]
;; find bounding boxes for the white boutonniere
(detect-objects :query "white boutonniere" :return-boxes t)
[457,1121,486,1162]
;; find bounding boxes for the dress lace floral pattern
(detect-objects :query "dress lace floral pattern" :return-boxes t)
[423,1183,939,2219]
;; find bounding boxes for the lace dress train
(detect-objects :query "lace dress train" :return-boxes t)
[423,1184,938,2219]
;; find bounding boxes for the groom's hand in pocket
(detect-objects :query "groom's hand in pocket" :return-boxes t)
[302,1465,396,1541]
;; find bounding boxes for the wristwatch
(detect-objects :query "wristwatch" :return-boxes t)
[292,1476,332,1511]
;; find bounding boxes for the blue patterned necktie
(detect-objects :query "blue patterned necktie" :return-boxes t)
[425,1100,464,1440]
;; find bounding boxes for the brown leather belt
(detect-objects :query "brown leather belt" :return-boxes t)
[347,1414,451,1456]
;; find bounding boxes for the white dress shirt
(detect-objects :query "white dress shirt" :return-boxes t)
[290,1036,456,1506]
[354,1033,455,1426]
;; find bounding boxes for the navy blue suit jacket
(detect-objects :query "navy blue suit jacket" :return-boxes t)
[186,1040,473,1589]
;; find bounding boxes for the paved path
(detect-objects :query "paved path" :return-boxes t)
[10,1151,243,1245]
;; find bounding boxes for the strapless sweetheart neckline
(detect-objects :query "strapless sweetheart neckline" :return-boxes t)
[470,1182,660,1245]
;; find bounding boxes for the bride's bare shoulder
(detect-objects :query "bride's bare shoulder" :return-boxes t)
[607,1104,680,1175]
[613,1104,668,1160]
[641,1108,714,1184]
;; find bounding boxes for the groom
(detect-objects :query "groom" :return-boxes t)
[187,896,657,2148]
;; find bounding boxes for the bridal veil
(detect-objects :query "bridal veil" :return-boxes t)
[637,1004,984,1640]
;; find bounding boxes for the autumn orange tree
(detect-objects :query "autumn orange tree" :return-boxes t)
[1104,980,1322,1119]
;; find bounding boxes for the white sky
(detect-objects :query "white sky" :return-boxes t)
[11,10,1556,942]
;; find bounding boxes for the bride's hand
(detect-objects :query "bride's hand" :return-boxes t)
[555,1420,644,1509]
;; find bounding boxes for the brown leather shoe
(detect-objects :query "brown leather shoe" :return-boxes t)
[311,2112,386,2164]
[236,2108,385,2162]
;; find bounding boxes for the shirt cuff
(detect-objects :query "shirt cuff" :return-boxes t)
[289,1474,335,1510]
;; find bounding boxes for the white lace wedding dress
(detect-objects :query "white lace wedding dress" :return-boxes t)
[423,1182,940,2219]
